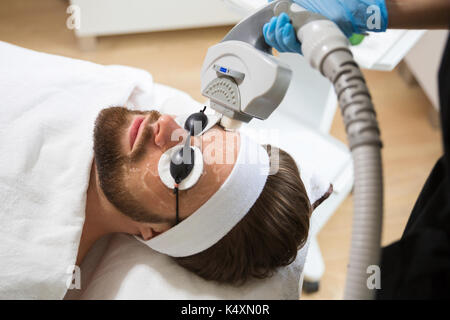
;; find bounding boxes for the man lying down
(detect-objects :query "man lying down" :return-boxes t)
[0,41,332,299]
[85,106,332,285]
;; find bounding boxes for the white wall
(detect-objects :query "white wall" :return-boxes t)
[405,30,449,111]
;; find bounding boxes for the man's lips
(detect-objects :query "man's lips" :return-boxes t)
[129,116,145,151]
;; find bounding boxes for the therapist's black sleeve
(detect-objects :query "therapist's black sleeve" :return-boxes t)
[377,35,450,299]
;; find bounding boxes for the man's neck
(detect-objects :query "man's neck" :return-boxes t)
[76,164,111,266]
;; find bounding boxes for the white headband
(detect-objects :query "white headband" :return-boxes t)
[135,134,270,257]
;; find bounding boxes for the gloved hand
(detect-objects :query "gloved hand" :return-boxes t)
[263,12,302,54]
[263,0,388,54]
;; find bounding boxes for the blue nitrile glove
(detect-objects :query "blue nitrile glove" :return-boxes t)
[263,0,388,54]
[263,12,302,54]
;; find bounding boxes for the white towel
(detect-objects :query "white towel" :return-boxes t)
[0,41,156,299]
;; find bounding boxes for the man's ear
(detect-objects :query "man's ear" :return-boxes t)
[312,184,334,211]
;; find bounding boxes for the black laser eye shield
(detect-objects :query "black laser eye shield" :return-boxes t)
[170,107,208,225]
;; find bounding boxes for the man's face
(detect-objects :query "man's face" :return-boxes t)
[93,107,240,230]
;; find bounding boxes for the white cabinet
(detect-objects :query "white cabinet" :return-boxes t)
[70,0,243,38]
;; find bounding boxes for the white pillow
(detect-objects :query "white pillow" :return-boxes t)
[77,233,308,300]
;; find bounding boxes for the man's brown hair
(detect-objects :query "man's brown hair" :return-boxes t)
[174,145,312,285]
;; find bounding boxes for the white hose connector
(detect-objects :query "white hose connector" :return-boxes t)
[297,20,349,71]
[219,115,243,131]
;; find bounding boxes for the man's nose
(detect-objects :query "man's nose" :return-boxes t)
[154,115,185,149]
